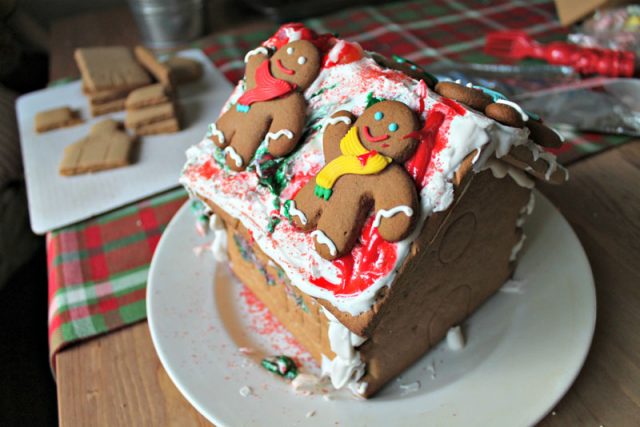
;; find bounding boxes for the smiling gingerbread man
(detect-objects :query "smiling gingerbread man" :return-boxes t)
[289,100,421,260]
[208,40,321,171]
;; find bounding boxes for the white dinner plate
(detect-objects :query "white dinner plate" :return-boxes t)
[148,191,595,426]
[16,49,232,234]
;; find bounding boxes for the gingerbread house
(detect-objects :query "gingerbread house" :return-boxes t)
[180,24,567,398]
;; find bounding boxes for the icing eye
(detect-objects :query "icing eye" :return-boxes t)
[410,65,418,70]
[286,47,294,55]
[374,111,384,121]
[388,122,399,132]
[297,56,307,65]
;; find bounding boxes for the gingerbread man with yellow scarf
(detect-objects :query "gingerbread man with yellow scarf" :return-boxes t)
[291,100,421,260]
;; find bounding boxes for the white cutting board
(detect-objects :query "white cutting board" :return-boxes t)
[16,49,233,234]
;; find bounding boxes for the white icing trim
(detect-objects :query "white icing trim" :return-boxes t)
[372,206,413,228]
[209,214,228,262]
[285,200,307,225]
[244,47,268,63]
[510,234,526,261]
[224,146,243,167]
[516,192,535,228]
[207,123,225,144]
[496,99,529,122]
[266,129,294,144]
[311,230,337,257]
[321,308,367,392]
[484,158,535,189]
[322,116,352,133]
[548,125,566,142]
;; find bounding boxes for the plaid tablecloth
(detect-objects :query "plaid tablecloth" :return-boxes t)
[47,0,634,366]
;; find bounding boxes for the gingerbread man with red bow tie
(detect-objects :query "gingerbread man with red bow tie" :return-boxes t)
[208,40,321,171]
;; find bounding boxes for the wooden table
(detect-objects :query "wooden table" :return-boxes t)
[52,8,640,427]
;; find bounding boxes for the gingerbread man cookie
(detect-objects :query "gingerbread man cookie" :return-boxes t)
[434,81,563,148]
[208,40,321,171]
[290,101,421,260]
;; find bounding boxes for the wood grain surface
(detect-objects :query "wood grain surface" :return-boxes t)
[51,7,640,427]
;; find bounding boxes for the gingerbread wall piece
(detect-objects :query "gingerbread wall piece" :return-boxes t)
[291,100,421,260]
[208,40,321,171]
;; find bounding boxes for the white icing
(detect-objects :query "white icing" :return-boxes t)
[496,99,529,122]
[310,230,337,257]
[516,192,535,227]
[399,381,421,394]
[244,47,268,63]
[510,234,526,261]
[327,40,346,64]
[239,385,252,397]
[548,125,566,142]
[446,326,465,351]
[283,27,303,42]
[321,308,367,393]
[286,47,294,55]
[322,116,352,132]
[298,56,307,65]
[265,129,294,145]
[209,214,228,262]
[500,279,526,294]
[223,146,243,167]
[483,158,535,189]
[284,200,307,225]
[372,206,413,228]
[207,123,225,144]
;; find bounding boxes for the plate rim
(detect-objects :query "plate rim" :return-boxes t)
[147,190,596,426]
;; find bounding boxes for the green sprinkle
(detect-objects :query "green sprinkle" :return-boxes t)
[365,91,385,108]
[261,355,298,380]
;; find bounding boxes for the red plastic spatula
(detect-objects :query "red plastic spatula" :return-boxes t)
[484,30,635,77]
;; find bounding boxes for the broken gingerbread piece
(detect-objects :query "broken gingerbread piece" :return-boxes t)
[59,119,133,176]
[34,107,83,133]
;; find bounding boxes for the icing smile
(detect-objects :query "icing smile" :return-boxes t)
[275,59,295,75]
[362,126,389,142]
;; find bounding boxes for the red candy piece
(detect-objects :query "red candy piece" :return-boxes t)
[323,41,364,68]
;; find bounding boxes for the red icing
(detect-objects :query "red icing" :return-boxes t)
[357,150,379,166]
[237,61,296,106]
[309,217,397,296]
[440,97,467,116]
[405,111,445,187]
[362,126,389,142]
[323,41,364,68]
[196,159,219,180]
[275,59,294,75]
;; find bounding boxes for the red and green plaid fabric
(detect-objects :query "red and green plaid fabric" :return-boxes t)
[47,0,634,366]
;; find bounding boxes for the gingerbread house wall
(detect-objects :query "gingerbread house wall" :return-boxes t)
[358,170,531,396]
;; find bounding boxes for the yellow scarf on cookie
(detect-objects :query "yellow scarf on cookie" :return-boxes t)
[314,127,392,200]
